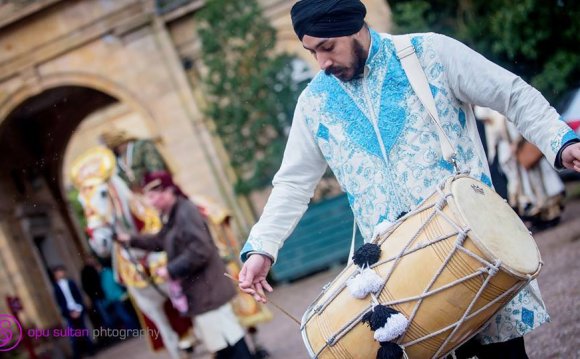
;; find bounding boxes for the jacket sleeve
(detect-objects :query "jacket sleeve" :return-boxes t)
[129,233,164,252]
[166,204,215,279]
[240,93,328,263]
[70,281,85,308]
[53,287,68,318]
[433,34,579,166]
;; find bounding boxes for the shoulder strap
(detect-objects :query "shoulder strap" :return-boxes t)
[392,34,457,165]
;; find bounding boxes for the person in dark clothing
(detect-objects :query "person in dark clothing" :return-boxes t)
[99,265,139,330]
[52,265,95,359]
[80,256,112,328]
[475,112,509,200]
[452,336,528,359]
[117,171,252,359]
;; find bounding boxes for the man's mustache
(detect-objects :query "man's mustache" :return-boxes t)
[325,66,346,76]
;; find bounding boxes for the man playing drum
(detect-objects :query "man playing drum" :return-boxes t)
[238,0,580,357]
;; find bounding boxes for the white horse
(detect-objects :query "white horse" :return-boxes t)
[77,173,190,359]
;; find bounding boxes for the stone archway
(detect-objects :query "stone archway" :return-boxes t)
[0,0,255,334]
[0,85,123,329]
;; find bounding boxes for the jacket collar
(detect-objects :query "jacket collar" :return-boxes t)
[162,196,184,227]
[364,27,382,74]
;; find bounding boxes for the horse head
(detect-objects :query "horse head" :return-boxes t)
[77,175,134,258]
[71,147,143,258]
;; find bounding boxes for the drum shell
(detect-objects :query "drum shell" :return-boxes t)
[301,176,540,358]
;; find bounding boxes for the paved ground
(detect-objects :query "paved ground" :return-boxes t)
[93,188,580,359]
[524,195,580,358]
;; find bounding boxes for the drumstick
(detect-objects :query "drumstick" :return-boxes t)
[224,273,301,326]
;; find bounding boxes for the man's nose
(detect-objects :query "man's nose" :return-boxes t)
[317,55,332,70]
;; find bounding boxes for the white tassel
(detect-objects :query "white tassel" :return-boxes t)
[372,220,394,240]
[373,313,409,342]
[347,268,385,299]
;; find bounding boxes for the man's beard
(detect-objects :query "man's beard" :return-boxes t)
[325,39,367,81]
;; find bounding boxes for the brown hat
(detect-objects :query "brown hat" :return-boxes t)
[100,129,136,149]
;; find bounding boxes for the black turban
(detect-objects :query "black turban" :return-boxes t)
[291,0,367,41]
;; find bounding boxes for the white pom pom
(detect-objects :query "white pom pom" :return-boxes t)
[373,313,409,342]
[372,220,394,239]
[347,268,384,299]
[360,268,384,293]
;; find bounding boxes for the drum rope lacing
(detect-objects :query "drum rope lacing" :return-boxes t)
[309,193,456,318]
[306,177,530,358]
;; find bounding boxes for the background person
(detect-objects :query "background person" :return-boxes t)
[475,106,566,231]
[80,255,112,330]
[53,265,95,359]
[117,171,253,359]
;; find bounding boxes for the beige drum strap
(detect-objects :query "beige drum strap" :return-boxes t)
[348,220,357,265]
[392,35,458,168]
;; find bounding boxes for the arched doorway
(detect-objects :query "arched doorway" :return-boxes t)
[0,85,125,330]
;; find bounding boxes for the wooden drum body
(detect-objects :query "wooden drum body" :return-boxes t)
[301,175,542,358]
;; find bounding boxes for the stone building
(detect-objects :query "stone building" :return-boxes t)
[0,0,391,346]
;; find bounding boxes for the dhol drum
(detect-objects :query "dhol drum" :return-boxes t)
[301,174,542,358]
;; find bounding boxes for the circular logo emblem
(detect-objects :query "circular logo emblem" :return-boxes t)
[0,314,22,351]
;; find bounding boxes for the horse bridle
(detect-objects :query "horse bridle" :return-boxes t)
[83,183,169,299]
[109,221,169,299]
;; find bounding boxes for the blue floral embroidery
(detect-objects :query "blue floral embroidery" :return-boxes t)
[347,192,355,206]
[480,173,492,187]
[439,158,455,172]
[521,308,534,328]
[377,54,410,153]
[411,35,425,56]
[430,84,439,97]
[561,129,579,147]
[458,109,466,128]
[240,241,254,261]
[551,127,577,153]
[367,28,382,62]
[317,123,329,141]
[310,77,384,160]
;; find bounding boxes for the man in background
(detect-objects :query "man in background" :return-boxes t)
[53,265,95,359]
[80,255,112,329]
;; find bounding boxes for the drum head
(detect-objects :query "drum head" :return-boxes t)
[450,176,540,277]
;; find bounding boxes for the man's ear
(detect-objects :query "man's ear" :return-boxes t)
[353,24,368,40]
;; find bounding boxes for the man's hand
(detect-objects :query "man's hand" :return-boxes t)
[70,311,81,319]
[562,142,580,172]
[156,266,170,280]
[239,254,273,303]
[116,232,131,243]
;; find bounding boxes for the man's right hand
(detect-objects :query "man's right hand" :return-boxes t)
[239,254,273,303]
[70,311,81,319]
[116,232,131,243]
